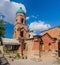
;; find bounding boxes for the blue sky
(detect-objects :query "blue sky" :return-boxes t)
[10,0,60,26]
[0,0,60,38]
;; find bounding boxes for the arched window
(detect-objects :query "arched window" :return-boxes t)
[21,18,24,24]
[20,31,24,37]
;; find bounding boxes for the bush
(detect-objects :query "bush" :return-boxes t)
[15,53,20,59]
[6,50,12,54]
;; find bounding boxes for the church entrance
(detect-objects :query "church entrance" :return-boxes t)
[58,40,60,57]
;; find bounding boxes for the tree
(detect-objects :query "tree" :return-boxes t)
[0,19,5,37]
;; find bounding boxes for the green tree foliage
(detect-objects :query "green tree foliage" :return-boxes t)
[0,19,5,37]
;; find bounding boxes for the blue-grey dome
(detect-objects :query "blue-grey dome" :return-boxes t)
[16,7,25,14]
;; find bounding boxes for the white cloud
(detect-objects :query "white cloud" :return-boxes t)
[26,17,30,20]
[29,20,51,31]
[26,14,39,21]
[31,15,37,19]
[0,0,26,23]
[26,15,39,20]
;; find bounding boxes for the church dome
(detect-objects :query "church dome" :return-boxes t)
[16,7,25,14]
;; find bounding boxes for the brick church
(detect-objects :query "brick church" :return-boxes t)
[12,7,60,59]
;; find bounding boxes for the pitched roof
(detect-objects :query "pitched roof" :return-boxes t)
[41,33,56,43]
[41,33,53,39]
[41,26,60,33]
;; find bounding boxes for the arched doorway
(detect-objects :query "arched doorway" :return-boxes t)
[48,43,51,51]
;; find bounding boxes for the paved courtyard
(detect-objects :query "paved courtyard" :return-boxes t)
[9,52,60,65]
[0,52,59,65]
[0,54,10,65]
[9,58,58,65]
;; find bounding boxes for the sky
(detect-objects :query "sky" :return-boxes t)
[0,0,60,38]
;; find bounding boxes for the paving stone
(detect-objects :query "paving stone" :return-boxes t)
[0,54,10,65]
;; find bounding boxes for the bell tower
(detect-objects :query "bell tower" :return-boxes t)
[13,7,29,40]
[13,7,29,58]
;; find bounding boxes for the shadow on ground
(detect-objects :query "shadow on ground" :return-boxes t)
[0,54,10,65]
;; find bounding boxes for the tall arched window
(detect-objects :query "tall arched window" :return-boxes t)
[20,31,24,37]
[21,18,24,24]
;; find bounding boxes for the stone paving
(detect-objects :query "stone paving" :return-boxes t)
[0,54,10,65]
[0,52,59,65]
[9,52,59,65]
[9,58,58,65]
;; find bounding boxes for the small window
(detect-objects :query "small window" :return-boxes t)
[20,31,24,37]
[21,18,24,24]
[48,43,51,46]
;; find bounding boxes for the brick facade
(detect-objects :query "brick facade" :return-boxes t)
[13,8,59,59]
[41,27,60,51]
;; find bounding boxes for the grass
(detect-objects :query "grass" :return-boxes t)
[15,53,21,59]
